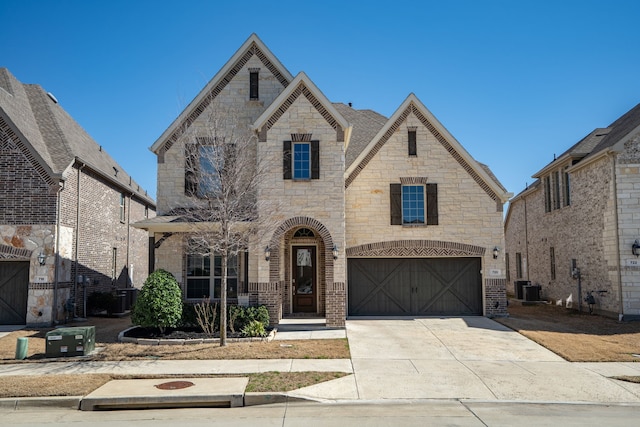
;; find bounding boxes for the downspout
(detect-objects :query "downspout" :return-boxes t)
[74,163,85,317]
[524,195,530,279]
[52,179,64,325]
[126,192,133,287]
[611,153,624,321]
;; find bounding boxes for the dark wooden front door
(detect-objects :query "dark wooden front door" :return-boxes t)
[0,262,29,324]
[292,246,317,313]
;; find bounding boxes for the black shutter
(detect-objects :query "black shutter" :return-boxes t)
[408,130,417,156]
[426,183,438,225]
[311,140,320,179]
[283,141,292,180]
[185,143,198,196]
[390,183,402,225]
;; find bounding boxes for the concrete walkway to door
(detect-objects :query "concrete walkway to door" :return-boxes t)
[293,317,640,403]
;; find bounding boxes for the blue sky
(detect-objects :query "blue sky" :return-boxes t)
[2,0,640,203]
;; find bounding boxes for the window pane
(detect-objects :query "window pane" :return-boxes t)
[187,278,210,299]
[213,277,238,298]
[198,145,221,197]
[402,185,425,224]
[293,143,310,179]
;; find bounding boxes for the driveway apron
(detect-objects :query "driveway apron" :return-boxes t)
[345,317,640,403]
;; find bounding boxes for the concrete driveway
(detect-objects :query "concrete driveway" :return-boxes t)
[345,317,640,403]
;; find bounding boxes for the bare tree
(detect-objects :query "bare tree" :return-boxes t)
[176,100,279,346]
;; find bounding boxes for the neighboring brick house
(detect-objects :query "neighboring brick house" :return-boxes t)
[136,34,511,327]
[0,68,156,326]
[505,103,640,320]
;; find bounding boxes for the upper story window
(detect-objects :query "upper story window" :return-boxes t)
[293,143,311,179]
[185,138,235,198]
[119,193,126,222]
[543,167,571,213]
[390,180,438,226]
[408,127,417,156]
[402,185,425,224]
[249,68,260,100]
[283,136,319,180]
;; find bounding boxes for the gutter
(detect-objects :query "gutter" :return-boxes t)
[52,179,64,325]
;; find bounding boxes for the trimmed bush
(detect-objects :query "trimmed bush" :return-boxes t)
[132,269,183,333]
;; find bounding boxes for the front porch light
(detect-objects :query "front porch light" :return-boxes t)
[633,240,640,257]
[37,251,46,266]
[332,244,339,260]
[264,246,271,262]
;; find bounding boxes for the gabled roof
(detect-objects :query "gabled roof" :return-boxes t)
[0,68,154,205]
[588,102,640,158]
[252,72,350,140]
[332,103,387,167]
[345,93,512,203]
[151,33,294,155]
[532,128,610,178]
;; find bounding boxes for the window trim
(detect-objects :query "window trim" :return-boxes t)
[401,184,426,225]
[249,69,259,100]
[408,128,417,156]
[186,250,239,300]
[293,142,311,180]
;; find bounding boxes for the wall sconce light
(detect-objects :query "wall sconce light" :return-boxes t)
[492,247,499,259]
[633,240,640,257]
[332,244,339,260]
[264,246,271,262]
[37,251,46,266]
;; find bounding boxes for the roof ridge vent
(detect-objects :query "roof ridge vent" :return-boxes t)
[46,92,58,104]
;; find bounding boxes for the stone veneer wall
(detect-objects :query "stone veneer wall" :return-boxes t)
[345,108,507,316]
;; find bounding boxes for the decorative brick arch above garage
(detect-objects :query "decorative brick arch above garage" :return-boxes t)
[346,240,486,258]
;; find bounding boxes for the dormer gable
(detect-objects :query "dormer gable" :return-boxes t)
[151,34,294,159]
[346,94,511,205]
[252,72,351,145]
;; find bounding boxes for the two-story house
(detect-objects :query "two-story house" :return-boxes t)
[0,68,156,326]
[505,103,640,320]
[136,34,511,327]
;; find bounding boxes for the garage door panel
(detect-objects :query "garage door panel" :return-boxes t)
[0,262,29,324]
[348,258,482,316]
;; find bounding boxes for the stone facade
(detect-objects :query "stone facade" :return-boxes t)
[505,114,640,319]
[145,35,510,326]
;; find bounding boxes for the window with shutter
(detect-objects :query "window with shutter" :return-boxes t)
[284,140,319,180]
[390,182,438,226]
[185,143,199,196]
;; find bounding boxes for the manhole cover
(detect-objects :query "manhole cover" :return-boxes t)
[155,381,195,390]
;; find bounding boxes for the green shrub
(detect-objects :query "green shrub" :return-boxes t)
[241,319,266,337]
[131,269,183,333]
[229,304,270,332]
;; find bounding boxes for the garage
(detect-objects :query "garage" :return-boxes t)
[0,261,29,324]
[348,258,482,316]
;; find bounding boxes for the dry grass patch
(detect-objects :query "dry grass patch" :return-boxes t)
[0,315,350,362]
[0,372,349,398]
[496,300,640,362]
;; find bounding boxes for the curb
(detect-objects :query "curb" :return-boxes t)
[0,396,81,410]
[0,393,317,410]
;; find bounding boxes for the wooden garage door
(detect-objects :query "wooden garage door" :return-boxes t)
[0,262,29,324]
[348,258,482,316]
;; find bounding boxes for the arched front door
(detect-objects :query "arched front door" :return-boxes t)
[291,245,316,313]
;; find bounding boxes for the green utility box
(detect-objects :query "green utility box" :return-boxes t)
[45,326,95,357]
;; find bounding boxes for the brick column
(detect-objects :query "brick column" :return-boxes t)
[485,278,507,317]
[326,282,346,327]
[249,282,282,326]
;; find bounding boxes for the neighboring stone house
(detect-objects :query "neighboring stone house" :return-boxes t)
[0,68,156,326]
[136,34,511,327]
[505,103,640,320]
